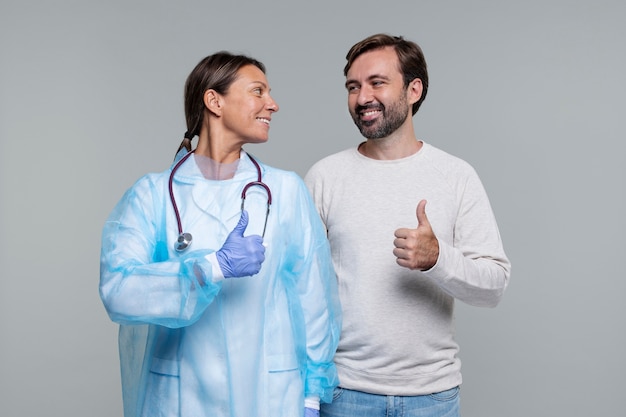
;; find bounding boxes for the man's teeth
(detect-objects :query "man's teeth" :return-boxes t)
[257,118,270,124]
[362,110,379,117]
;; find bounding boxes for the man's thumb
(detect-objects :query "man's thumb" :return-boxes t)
[416,199,430,228]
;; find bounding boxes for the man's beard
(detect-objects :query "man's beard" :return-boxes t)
[352,94,409,139]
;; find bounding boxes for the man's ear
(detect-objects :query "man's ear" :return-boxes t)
[204,89,222,116]
[407,78,423,105]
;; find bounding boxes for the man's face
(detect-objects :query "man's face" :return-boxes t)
[345,47,411,139]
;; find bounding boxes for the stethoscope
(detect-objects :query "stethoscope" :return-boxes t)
[168,150,272,252]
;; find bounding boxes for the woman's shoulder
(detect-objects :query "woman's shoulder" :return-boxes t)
[121,169,171,201]
[135,168,170,186]
[262,163,304,186]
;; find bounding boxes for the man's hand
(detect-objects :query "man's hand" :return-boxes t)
[393,199,439,271]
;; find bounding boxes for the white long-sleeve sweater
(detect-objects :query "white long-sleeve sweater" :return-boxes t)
[304,142,510,395]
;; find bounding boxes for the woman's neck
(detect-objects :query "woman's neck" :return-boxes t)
[194,153,240,180]
[195,132,242,164]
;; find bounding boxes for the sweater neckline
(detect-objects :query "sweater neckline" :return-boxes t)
[352,141,428,164]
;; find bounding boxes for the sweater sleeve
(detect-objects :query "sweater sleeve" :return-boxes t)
[422,169,511,307]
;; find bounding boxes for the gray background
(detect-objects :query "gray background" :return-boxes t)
[1,1,624,416]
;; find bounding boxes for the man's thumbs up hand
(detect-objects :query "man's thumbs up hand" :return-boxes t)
[393,200,439,271]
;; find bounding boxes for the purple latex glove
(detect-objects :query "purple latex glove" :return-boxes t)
[216,210,265,278]
[304,408,319,417]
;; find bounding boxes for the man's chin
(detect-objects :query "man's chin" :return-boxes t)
[356,123,379,138]
[358,127,385,140]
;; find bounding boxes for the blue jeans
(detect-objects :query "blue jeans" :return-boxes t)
[320,386,460,417]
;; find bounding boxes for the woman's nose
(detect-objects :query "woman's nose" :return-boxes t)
[267,95,279,112]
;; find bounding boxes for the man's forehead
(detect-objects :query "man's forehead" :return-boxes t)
[347,48,400,80]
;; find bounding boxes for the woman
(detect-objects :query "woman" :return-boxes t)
[100,52,341,417]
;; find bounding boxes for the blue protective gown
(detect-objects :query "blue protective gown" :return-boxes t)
[100,151,342,417]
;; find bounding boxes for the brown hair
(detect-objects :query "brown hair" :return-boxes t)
[344,34,429,115]
[175,51,266,156]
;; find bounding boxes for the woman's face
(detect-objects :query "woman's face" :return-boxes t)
[218,64,279,145]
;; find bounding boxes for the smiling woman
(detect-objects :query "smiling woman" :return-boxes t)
[214,65,278,146]
[98,51,342,417]
[178,53,278,159]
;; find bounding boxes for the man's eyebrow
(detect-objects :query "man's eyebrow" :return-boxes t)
[345,74,390,88]
[367,74,391,82]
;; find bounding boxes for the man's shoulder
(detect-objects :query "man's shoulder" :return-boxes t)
[423,142,475,173]
[306,147,356,176]
[315,147,356,164]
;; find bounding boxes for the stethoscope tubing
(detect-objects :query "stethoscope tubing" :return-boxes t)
[168,150,195,238]
[168,150,271,251]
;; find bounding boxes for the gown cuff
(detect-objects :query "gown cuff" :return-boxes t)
[305,396,320,410]
[205,252,225,282]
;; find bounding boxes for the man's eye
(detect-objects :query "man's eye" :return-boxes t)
[346,85,359,92]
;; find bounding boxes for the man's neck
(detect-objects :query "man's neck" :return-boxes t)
[358,132,423,160]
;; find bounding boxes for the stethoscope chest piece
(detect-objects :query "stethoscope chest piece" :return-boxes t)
[175,232,193,252]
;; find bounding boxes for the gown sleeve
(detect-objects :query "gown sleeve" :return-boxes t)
[285,176,342,404]
[99,175,222,328]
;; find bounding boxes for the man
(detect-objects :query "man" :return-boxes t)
[304,33,511,417]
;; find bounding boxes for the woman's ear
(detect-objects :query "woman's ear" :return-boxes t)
[204,90,222,116]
